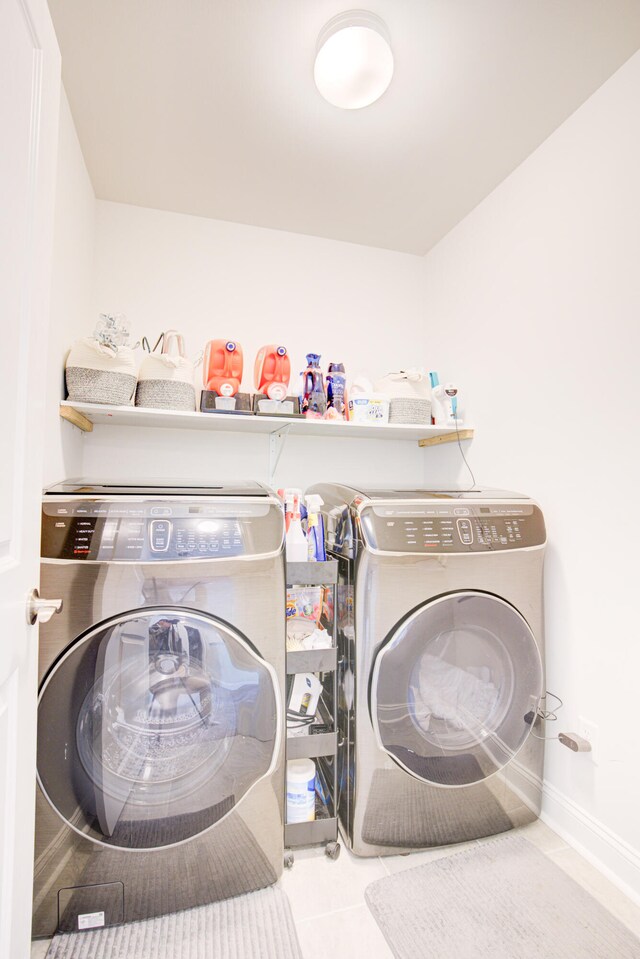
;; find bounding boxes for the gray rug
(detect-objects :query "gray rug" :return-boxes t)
[365,834,640,958]
[362,760,513,847]
[55,809,277,931]
[46,886,302,959]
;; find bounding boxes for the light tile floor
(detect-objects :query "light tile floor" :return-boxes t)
[31,820,640,958]
[280,820,640,959]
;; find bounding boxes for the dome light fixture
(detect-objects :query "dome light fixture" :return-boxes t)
[314,10,394,110]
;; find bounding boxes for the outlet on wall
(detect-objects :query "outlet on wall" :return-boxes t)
[578,716,599,764]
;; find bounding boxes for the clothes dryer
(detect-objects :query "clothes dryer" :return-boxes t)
[33,481,285,937]
[309,485,546,857]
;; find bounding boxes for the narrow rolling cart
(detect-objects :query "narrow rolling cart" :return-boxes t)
[284,559,340,866]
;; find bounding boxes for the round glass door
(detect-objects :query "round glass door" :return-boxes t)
[37,608,281,849]
[371,592,543,786]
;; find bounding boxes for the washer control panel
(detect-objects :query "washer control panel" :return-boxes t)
[360,503,545,553]
[42,500,282,561]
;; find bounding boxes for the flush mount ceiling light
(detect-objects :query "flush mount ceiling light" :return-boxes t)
[314,10,394,110]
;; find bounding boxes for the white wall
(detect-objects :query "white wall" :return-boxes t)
[44,89,96,485]
[421,51,640,896]
[83,202,429,488]
[50,49,640,897]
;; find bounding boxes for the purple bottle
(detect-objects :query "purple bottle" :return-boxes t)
[326,362,346,419]
[300,353,326,417]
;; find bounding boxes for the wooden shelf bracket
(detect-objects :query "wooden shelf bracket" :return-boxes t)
[59,405,93,433]
[418,428,473,448]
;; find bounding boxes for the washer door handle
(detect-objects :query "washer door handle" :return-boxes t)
[27,588,63,625]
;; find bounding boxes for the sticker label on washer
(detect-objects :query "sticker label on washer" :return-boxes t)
[78,911,105,930]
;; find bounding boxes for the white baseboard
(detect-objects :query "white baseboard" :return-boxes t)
[541,779,640,906]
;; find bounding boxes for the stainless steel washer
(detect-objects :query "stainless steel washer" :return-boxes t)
[33,481,285,937]
[309,485,546,857]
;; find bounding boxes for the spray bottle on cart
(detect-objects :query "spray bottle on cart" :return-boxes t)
[285,489,307,561]
[304,494,326,562]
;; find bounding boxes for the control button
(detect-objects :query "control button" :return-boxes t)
[150,507,172,516]
[150,520,171,552]
[454,508,470,515]
[457,518,474,545]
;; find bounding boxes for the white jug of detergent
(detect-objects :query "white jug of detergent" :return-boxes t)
[429,372,463,426]
[286,759,316,823]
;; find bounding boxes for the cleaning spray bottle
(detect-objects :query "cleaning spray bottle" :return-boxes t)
[285,490,308,561]
[305,494,326,562]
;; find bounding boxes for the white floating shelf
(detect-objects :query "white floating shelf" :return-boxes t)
[60,401,473,447]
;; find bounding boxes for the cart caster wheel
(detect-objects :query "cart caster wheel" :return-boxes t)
[284,852,294,869]
[325,841,341,861]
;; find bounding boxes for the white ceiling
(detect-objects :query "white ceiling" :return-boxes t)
[49,0,640,255]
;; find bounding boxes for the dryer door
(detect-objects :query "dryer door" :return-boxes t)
[371,591,543,786]
[37,608,281,849]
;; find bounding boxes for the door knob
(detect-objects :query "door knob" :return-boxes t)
[27,588,63,625]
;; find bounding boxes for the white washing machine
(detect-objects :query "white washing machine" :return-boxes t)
[33,481,285,937]
[309,485,546,857]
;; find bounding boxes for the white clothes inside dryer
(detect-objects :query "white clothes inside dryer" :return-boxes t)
[411,651,499,734]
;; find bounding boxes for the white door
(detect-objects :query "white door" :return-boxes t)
[0,0,60,954]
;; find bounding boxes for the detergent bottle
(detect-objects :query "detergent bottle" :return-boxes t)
[300,354,327,418]
[203,340,243,396]
[429,371,463,426]
[326,362,347,420]
[254,345,291,401]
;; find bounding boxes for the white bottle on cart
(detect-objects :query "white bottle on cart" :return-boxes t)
[285,490,308,561]
[286,759,316,823]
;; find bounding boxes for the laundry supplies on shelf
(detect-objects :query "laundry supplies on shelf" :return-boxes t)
[325,362,347,420]
[376,368,432,425]
[429,371,464,426]
[254,344,291,401]
[136,330,197,411]
[300,353,327,418]
[65,313,137,406]
[203,339,243,398]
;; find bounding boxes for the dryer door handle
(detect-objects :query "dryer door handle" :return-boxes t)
[27,588,63,625]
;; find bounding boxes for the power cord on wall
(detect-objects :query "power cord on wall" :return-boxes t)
[453,409,476,491]
[526,691,564,741]
[525,692,592,753]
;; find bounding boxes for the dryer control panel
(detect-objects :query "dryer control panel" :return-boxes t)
[360,503,545,553]
[42,500,283,561]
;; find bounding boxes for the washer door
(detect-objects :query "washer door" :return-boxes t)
[371,592,543,786]
[37,608,281,849]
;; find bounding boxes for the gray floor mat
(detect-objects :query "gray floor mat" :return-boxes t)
[365,834,640,958]
[47,885,302,959]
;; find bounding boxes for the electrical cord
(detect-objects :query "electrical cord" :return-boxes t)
[453,408,476,491]
[528,691,564,741]
[286,708,316,729]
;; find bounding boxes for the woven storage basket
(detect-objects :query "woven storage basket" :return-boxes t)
[135,331,196,411]
[375,369,432,425]
[389,397,432,424]
[65,338,137,406]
